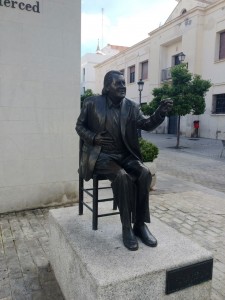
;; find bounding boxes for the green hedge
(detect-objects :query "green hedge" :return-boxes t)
[139,138,159,162]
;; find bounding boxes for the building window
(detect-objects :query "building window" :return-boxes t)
[129,65,135,83]
[140,61,148,80]
[219,32,225,60]
[212,94,225,114]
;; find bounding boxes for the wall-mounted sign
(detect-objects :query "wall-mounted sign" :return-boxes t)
[0,0,40,13]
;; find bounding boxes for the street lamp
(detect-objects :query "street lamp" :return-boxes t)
[137,78,144,106]
[178,52,188,68]
[137,79,144,137]
[178,52,186,63]
[178,52,186,62]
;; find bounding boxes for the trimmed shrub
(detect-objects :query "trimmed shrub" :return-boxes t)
[139,138,159,162]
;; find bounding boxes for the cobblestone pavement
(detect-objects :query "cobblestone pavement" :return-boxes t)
[1,133,225,299]
[143,132,225,193]
[144,133,225,299]
[0,207,68,300]
[150,174,225,300]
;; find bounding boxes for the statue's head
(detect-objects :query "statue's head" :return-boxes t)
[102,70,124,95]
[102,70,126,103]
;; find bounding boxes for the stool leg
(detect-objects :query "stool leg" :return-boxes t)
[93,176,98,230]
[113,198,117,210]
[79,176,84,215]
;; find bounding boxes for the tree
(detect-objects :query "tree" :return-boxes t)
[142,64,212,148]
[80,89,99,108]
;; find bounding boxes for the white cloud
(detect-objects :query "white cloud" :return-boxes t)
[81,1,177,54]
[82,12,105,43]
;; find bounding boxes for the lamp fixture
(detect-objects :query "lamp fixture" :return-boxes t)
[137,79,144,92]
[178,52,186,63]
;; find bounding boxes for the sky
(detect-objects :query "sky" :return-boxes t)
[81,0,178,56]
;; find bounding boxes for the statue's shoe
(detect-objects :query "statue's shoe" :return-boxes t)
[122,227,139,251]
[133,223,157,247]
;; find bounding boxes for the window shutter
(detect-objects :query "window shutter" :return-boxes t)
[142,61,148,80]
[219,32,225,60]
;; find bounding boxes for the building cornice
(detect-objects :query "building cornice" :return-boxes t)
[149,6,205,37]
[149,0,224,37]
[95,36,151,68]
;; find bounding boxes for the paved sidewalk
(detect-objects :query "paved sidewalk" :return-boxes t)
[1,133,225,299]
[142,132,225,160]
[143,132,225,193]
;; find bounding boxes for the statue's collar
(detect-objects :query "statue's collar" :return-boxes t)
[107,96,124,109]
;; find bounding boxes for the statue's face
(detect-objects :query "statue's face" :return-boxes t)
[107,74,126,102]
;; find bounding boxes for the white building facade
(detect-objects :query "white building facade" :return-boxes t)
[95,0,225,139]
[0,0,81,213]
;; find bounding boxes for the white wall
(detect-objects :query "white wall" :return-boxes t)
[199,3,225,138]
[0,0,81,213]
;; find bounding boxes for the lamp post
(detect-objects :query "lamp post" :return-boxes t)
[176,52,186,147]
[137,79,144,137]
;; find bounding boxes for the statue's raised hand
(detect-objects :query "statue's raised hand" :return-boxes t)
[157,98,173,116]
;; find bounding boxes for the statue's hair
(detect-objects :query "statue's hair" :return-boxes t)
[102,70,123,95]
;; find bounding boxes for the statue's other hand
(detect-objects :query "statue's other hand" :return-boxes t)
[94,131,114,147]
[158,98,173,116]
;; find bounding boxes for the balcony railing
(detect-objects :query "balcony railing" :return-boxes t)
[161,67,172,82]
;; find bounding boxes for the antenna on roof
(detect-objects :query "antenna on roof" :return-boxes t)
[96,39,104,55]
[96,39,100,52]
[101,8,104,49]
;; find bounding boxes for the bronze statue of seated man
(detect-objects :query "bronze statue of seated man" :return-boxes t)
[76,70,173,251]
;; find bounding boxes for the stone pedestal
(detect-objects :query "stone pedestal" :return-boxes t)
[49,206,213,300]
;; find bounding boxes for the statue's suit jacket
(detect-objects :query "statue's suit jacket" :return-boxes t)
[76,95,165,181]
